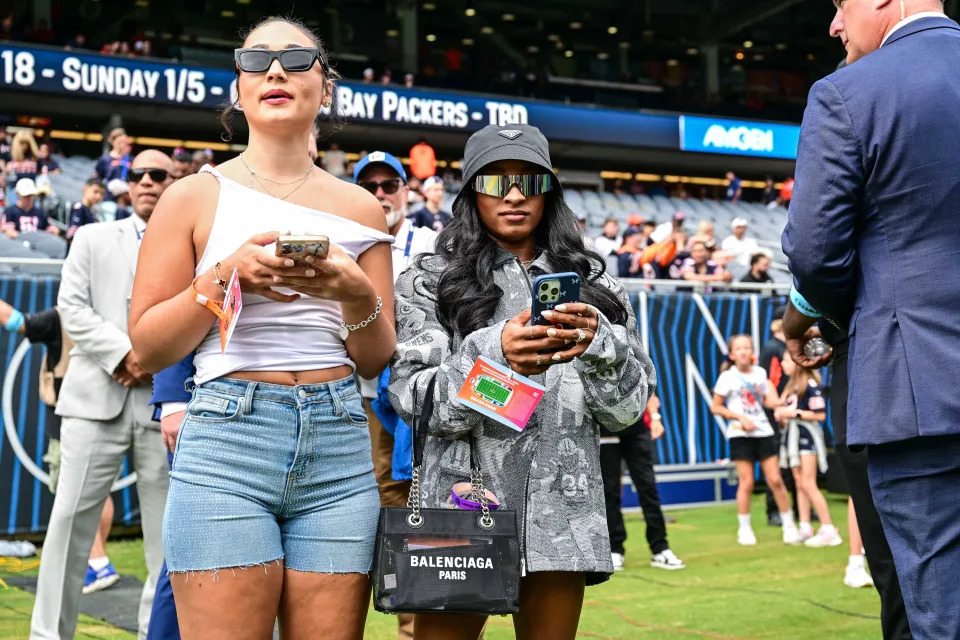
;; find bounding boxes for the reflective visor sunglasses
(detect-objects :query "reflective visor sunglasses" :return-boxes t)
[128,168,169,183]
[473,174,553,198]
[358,177,403,195]
[234,47,326,74]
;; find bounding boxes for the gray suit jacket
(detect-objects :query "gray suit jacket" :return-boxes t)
[56,215,153,424]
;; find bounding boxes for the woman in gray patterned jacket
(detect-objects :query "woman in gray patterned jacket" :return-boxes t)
[389,123,656,640]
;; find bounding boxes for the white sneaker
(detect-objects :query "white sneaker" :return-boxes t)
[805,527,844,548]
[737,528,757,546]
[798,524,814,542]
[611,552,625,571]
[783,526,803,545]
[844,564,875,588]
[651,549,686,570]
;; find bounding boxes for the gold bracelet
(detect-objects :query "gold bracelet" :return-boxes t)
[213,262,228,292]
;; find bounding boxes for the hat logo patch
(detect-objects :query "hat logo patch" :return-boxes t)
[498,129,523,140]
[367,151,386,162]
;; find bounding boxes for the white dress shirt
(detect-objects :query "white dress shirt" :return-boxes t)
[881,11,946,46]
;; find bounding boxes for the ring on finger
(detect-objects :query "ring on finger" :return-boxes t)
[575,328,586,344]
[528,326,534,339]
[536,354,542,367]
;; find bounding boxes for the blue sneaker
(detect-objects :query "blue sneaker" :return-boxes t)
[82,563,120,594]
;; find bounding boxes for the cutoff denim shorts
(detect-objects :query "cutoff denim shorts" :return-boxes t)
[162,376,380,573]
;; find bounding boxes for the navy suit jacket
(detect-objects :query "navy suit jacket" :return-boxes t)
[149,353,195,411]
[783,16,960,446]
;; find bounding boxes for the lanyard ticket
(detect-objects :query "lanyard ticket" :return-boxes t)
[219,268,243,354]
[456,356,545,432]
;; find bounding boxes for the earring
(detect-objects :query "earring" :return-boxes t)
[235,102,244,112]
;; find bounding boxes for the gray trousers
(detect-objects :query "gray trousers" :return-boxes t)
[30,390,169,640]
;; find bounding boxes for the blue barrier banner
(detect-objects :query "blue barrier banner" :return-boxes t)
[0,43,685,147]
[1,275,140,535]
[679,115,801,160]
[0,274,822,534]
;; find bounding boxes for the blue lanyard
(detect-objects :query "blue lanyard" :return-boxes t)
[403,227,414,258]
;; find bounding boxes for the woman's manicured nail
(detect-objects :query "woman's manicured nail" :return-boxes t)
[555,304,567,312]
[305,269,315,277]
[542,310,554,318]
[552,354,562,361]
[547,328,558,337]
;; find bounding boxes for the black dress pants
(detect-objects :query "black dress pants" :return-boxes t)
[600,425,669,556]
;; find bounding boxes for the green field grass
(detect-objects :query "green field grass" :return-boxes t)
[0,494,881,639]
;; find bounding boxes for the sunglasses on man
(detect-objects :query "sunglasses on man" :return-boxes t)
[234,47,327,74]
[128,168,169,184]
[473,174,553,198]
[358,177,403,196]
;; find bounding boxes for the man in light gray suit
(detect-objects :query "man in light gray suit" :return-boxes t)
[31,149,175,640]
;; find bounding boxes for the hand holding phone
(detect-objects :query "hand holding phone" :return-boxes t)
[275,235,330,261]
[531,272,581,327]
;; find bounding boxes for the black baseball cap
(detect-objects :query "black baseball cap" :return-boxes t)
[455,123,560,208]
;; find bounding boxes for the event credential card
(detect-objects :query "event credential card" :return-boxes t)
[456,356,545,432]
[219,268,243,354]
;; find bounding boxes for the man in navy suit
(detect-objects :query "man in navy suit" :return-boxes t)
[782,2,960,637]
[145,353,194,640]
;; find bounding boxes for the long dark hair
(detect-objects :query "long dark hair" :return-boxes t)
[417,188,629,340]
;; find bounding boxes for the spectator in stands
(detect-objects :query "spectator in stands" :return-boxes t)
[5,130,40,203]
[641,220,656,243]
[649,180,669,198]
[362,67,375,83]
[37,143,60,174]
[94,127,132,187]
[601,394,685,572]
[407,175,424,205]
[721,218,762,267]
[65,33,88,50]
[779,176,794,207]
[612,178,626,195]
[409,137,437,180]
[651,211,684,243]
[190,149,208,174]
[625,213,644,232]
[686,220,716,252]
[0,126,11,166]
[741,253,773,286]
[0,14,18,41]
[2,178,60,238]
[404,73,415,88]
[680,241,732,288]
[107,179,132,220]
[617,228,646,278]
[381,68,392,84]
[171,151,194,180]
[725,170,742,203]
[762,175,778,206]
[67,179,106,240]
[412,175,452,231]
[322,141,347,178]
[594,217,620,257]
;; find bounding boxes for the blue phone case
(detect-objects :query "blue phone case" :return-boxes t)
[531,272,581,327]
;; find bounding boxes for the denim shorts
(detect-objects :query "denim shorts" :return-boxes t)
[162,376,380,573]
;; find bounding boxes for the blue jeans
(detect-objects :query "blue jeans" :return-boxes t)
[162,376,379,573]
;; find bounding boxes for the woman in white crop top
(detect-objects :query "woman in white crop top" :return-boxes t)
[129,16,393,640]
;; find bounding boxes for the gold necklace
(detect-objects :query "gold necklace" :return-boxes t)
[240,153,313,185]
[240,154,313,201]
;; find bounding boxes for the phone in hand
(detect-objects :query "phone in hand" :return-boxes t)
[531,272,581,328]
[275,235,329,261]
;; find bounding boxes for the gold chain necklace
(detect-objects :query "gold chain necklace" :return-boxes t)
[240,153,314,201]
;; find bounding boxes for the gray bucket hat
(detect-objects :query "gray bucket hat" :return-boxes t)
[454,123,561,209]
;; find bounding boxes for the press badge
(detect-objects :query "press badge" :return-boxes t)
[456,356,545,432]
[219,268,243,354]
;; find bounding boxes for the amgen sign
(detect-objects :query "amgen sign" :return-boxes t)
[680,115,801,159]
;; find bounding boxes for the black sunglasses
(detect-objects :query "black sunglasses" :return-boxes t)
[128,168,169,183]
[358,178,403,195]
[234,47,326,74]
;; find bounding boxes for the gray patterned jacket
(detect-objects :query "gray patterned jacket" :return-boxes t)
[388,249,656,583]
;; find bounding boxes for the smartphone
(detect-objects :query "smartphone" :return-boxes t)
[531,272,580,327]
[275,235,329,260]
